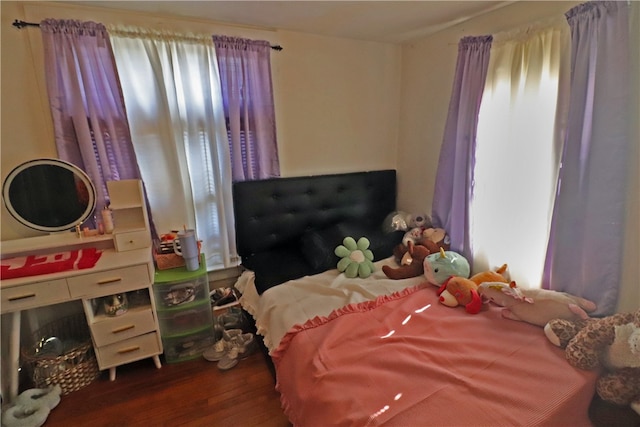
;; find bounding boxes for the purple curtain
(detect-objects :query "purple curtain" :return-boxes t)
[40,19,144,225]
[431,36,492,264]
[212,36,280,181]
[542,1,630,315]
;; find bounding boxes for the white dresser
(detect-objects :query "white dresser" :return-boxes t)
[1,180,163,402]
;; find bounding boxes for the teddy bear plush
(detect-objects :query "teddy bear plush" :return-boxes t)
[383,241,432,280]
[383,211,431,233]
[544,310,640,415]
[392,226,451,264]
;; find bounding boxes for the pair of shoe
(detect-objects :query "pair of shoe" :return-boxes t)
[209,287,241,308]
[1,385,61,427]
[215,307,249,332]
[202,329,257,370]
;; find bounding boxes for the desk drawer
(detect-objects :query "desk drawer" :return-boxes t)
[68,265,150,298]
[90,308,157,347]
[96,332,161,370]
[1,280,70,313]
[114,230,151,252]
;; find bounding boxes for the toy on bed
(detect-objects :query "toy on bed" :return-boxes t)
[436,264,511,314]
[478,281,597,327]
[334,236,375,278]
[382,241,432,280]
[392,226,449,263]
[383,211,431,233]
[544,310,640,415]
[437,276,483,314]
[469,263,509,285]
[422,248,470,286]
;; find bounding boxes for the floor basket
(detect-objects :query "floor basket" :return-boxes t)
[21,312,100,395]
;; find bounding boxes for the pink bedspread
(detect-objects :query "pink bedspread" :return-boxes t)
[272,286,598,427]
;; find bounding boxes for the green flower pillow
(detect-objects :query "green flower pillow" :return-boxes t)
[334,237,375,278]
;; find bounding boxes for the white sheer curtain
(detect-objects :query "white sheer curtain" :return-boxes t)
[471,19,570,287]
[109,27,236,270]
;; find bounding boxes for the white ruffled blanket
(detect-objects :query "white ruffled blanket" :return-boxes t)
[236,256,425,353]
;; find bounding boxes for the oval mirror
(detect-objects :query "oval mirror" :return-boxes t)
[2,158,96,232]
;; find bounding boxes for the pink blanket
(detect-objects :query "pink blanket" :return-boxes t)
[1,248,103,280]
[272,286,598,427]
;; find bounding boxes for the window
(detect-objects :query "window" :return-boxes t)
[471,22,570,287]
[110,29,237,270]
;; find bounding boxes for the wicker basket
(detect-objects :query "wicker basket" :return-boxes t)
[21,313,100,395]
[153,252,186,270]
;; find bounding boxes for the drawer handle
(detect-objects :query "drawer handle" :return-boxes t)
[112,324,135,334]
[117,346,140,354]
[97,277,123,285]
[8,293,36,302]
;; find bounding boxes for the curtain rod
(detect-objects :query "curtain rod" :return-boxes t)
[12,19,284,51]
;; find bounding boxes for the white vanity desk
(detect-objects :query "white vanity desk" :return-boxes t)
[1,180,163,403]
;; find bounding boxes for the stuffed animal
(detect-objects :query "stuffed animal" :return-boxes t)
[383,211,432,234]
[544,310,640,414]
[400,227,449,250]
[421,227,450,251]
[392,239,439,265]
[422,248,471,286]
[402,227,429,247]
[382,241,432,280]
[478,281,597,327]
[406,212,431,229]
[469,264,509,286]
[437,276,482,314]
[334,236,375,278]
[436,265,509,314]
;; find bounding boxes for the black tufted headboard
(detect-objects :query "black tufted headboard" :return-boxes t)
[232,170,403,294]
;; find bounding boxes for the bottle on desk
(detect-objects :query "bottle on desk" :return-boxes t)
[101,206,114,234]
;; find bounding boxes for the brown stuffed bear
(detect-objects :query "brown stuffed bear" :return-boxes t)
[392,227,449,265]
[383,241,432,280]
[544,310,640,415]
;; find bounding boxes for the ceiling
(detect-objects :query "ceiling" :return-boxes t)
[63,1,515,44]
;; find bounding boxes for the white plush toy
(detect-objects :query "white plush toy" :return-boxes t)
[478,281,597,327]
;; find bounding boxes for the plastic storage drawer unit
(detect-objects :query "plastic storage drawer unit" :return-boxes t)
[153,255,214,363]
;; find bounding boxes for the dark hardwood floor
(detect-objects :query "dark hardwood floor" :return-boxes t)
[41,351,290,427]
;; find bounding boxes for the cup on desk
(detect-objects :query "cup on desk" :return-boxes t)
[173,229,200,271]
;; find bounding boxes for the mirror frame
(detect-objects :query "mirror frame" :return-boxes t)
[2,158,97,232]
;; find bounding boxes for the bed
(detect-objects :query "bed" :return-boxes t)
[232,170,599,427]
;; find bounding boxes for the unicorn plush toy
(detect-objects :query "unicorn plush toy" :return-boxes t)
[423,248,470,286]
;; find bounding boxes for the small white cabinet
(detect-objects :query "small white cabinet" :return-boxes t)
[107,180,152,252]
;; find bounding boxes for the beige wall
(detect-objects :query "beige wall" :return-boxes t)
[396,1,582,214]
[397,0,639,312]
[1,1,638,311]
[0,1,402,240]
